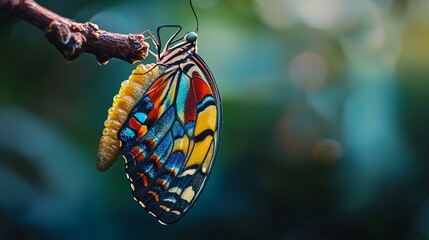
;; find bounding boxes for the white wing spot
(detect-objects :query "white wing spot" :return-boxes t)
[163,197,177,204]
[181,186,195,203]
[168,187,182,195]
[179,168,196,177]
[171,210,181,215]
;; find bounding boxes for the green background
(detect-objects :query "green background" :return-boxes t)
[1,0,429,239]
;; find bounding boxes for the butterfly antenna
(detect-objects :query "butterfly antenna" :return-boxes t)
[190,0,199,33]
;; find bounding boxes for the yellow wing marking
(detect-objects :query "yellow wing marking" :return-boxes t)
[194,105,217,137]
[185,135,213,168]
[202,138,215,173]
[157,74,178,116]
[184,104,217,168]
[172,134,190,156]
[159,205,171,212]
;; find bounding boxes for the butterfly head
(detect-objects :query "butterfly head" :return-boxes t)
[184,32,198,43]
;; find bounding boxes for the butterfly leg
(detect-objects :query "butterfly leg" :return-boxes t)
[141,30,159,57]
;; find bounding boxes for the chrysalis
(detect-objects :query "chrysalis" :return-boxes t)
[96,63,160,171]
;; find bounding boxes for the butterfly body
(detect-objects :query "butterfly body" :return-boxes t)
[118,31,221,224]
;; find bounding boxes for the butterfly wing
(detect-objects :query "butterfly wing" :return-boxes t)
[118,54,221,224]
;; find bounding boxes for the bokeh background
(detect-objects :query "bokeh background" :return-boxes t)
[1,0,429,239]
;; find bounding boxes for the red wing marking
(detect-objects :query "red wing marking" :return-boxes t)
[155,179,168,190]
[148,190,159,202]
[149,155,162,169]
[184,83,197,124]
[136,173,149,186]
[129,117,142,131]
[192,73,213,104]
[130,146,144,162]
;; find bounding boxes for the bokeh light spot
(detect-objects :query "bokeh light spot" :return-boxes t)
[254,0,296,29]
[276,113,320,160]
[289,52,327,90]
[292,0,344,29]
[313,139,343,165]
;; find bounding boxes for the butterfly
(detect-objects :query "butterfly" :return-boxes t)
[117,24,222,224]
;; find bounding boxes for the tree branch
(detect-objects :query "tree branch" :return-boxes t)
[0,0,149,64]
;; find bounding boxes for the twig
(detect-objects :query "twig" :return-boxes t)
[0,0,149,64]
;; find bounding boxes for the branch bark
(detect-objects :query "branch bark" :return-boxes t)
[0,0,149,64]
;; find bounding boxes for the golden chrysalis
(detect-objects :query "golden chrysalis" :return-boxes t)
[96,63,159,171]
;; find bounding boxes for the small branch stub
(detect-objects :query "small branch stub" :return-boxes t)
[0,0,149,64]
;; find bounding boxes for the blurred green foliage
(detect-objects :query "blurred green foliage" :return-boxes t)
[1,0,429,239]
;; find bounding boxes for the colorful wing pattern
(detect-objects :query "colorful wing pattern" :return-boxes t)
[118,35,221,224]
